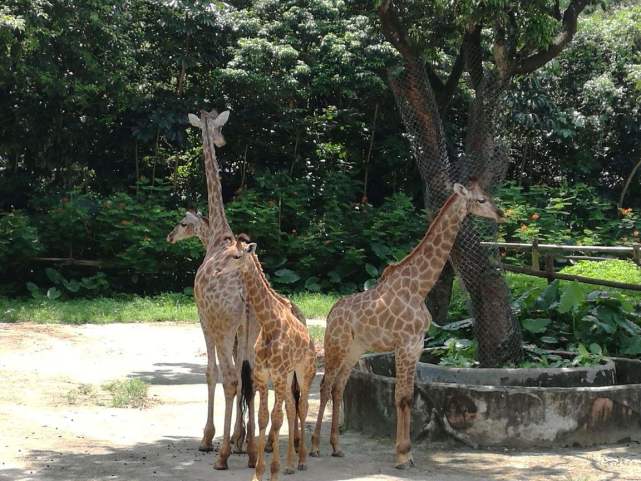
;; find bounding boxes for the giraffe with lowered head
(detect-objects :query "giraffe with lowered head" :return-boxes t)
[310,179,505,468]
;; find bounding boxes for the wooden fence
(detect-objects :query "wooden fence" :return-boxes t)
[481,240,641,291]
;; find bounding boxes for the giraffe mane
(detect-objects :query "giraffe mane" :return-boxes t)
[379,191,460,283]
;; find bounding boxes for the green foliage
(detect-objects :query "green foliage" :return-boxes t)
[497,182,641,246]
[0,291,338,323]
[561,260,641,285]
[103,378,149,409]
[0,211,42,273]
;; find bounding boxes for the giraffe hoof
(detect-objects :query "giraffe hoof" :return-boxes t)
[284,467,295,475]
[309,450,320,458]
[331,450,345,458]
[198,445,214,453]
[213,460,229,470]
[395,459,415,470]
[298,463,307,471]
[264,444,273,454]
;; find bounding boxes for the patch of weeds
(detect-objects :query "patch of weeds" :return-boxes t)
[103,378,149,408]
[65,383,97,405]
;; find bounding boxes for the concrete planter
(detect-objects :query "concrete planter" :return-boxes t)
[343,351,641,448]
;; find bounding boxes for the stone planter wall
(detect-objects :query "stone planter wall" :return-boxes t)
[343,351,641,448]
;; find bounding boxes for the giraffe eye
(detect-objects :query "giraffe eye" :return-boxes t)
[233,255,241,260]
[478,198,486,204]
[180,223,187,227]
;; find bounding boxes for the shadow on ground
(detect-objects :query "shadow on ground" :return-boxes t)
[4,432,638,481]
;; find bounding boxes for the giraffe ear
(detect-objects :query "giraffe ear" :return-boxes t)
[188,113,203,129]
[245,243,257,254]
[213,110,230,127]
[453,183,468,197]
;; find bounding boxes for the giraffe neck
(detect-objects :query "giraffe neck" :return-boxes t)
[194,220,210,248]
[241,259,286,331]
[380,192,468,299]
[202,117,233,250]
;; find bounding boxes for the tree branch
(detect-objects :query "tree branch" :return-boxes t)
[512,0,589,75]
[463,24,484,90]
[378,0,417,64]
[437,42,465,109]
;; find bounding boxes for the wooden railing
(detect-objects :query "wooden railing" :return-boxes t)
[481,240,641,291]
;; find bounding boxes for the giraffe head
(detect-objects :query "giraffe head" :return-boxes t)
[214,234,257,277]
[166,211,209,244]
[453,179,505,223]
[188,109,230,148]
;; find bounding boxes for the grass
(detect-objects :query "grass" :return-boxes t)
[2,262,637,324]
[103,378,150,408]
[0,291,338,323]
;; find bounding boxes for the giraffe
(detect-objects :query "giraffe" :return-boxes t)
[187,108,262,470]
[166,210,306,455]
[166,210,209,247]
[217,238,316,481]
[310,180,505,468]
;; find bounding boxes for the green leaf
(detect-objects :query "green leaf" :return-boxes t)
[370,242,391,260]
[46,287,61,300]
[522,318,551,334]
[558,282,584,314]
[620,336,641,355]
[26,282,42,299]
[304,277,321,292]
[589,343,603,356]
[540,336,558,345]
[365,263,378,278]
[45,267,65,285]
[273,269,301,284]
[534,280,559,310]
[328,271,341,284]
[363,278,377,290]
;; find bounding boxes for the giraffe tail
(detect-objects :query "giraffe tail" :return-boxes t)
[240,360,253,418]
[292,373,301,416]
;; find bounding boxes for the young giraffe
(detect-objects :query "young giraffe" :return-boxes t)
[218,239,316,481]
[166,211,306,454]
[311,180,505,468]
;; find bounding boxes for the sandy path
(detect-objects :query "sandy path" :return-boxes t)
[1,322,640,481]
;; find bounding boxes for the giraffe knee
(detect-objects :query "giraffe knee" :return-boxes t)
[224,380,238,397]
[396,440,412,455]
[396,395,412,410]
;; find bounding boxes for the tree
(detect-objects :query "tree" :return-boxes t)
[376,0,603,366]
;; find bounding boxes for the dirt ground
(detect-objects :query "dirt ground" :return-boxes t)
[1,322,640,481]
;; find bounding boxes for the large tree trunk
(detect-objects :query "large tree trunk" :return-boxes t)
[425,261,455,327]
[387,55,522,367]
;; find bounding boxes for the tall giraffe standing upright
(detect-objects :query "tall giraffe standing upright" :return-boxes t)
[166,210,307,454]
[187,109,261,469]
[311,180,505,468]
[217,239,316,481]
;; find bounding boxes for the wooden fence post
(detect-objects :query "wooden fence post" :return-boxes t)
[544,254,555,284]
[531,237,540,271]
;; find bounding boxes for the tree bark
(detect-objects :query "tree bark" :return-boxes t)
[425,261,455,327]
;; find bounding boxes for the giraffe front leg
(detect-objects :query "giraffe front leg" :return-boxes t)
[329,344,363,458]
[199,329,217,452]
[311,343,345,457]
[295,358,315,470]
[269,376,287,481]
[252,371,269,481]
[283,373,297,474]
[214,343,237,470]
[393,345,421,469]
